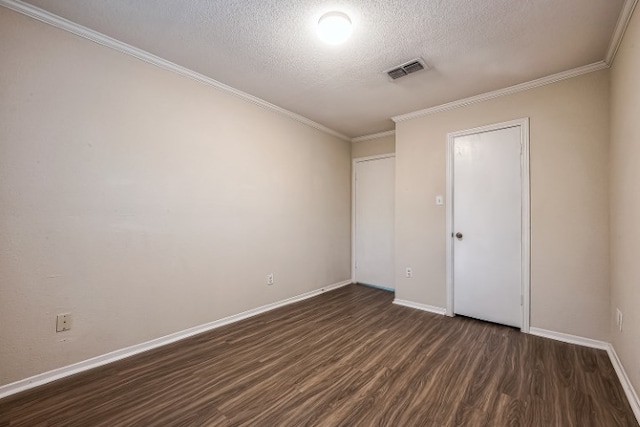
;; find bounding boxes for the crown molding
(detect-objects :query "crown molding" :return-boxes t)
[606,0,639,65]
[351,130,395,143]
[3,0,630,139]
[392,61,609,123]
[0,0,351,142]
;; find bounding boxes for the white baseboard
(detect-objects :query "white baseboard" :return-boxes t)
[606,344,640,423]
[393,299,447,315]
[0,280,352,400]
[529,327,640,424]
[528,327,609,350]
[357,282,395,292]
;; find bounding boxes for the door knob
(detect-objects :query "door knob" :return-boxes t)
[455,232,463,240]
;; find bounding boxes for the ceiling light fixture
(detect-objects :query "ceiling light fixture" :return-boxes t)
[317,11,352,45]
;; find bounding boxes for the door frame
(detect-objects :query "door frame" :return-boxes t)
[445,118,530,332]
[352,154,396,285]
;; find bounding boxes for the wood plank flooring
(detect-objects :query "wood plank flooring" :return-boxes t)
[0,284,637,426]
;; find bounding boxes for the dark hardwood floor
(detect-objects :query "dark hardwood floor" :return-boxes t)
[0,284,636,426]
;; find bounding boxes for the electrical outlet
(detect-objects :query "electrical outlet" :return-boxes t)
[56,313,72,332]
[267,273,274,286]
[405,267,413,278]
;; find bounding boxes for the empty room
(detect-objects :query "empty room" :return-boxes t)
[1,0,639,425]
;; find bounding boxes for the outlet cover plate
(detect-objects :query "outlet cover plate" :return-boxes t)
[56,313,72,332]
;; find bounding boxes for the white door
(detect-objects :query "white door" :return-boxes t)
[452,125,523,327]
[354,156,395,290]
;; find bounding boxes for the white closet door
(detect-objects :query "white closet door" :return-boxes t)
[453,126,522,327]
[354,156,395,290]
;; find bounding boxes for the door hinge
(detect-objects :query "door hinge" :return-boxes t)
[521,295,524,306]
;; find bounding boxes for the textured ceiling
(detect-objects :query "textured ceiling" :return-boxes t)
[20,0,625,138]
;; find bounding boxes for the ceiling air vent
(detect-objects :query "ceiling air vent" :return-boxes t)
[386,58,428,80]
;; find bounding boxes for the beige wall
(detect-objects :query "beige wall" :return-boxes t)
[0,8,351,386]
[395,70,611,341]
[351,134,395,158]
[610,5,640,395]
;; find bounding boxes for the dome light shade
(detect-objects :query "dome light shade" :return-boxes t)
[317,11,352,45]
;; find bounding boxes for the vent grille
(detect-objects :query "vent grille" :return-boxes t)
[388,68,408,80]
[386,58,428,80]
